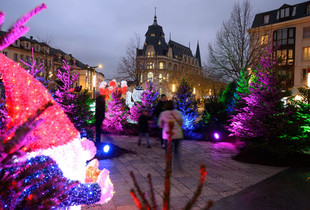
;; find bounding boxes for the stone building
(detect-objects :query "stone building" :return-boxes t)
[136,15,205,98]
[248,0,310,93]
[0,31,104,97]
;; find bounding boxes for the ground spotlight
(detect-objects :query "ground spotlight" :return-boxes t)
[213,132,220,140]
[103,144,110,153]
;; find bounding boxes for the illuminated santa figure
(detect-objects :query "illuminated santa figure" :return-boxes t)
[0,4,113,209]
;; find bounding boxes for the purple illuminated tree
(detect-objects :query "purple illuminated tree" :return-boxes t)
[20,49,49,88]
[102,90,129,134]
[228,47,308,155]
[130,81,158,123]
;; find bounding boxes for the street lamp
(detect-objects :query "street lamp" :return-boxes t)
[87,64,103,98]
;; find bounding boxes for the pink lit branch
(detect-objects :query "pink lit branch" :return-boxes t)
[0,3,47,51]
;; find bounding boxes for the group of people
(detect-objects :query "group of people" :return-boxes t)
[138,94,184,169]
[95,92,184,170]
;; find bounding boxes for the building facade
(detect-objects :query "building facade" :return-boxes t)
[248,1,310,93]
[136,15,204,98]
[0,31,104,98]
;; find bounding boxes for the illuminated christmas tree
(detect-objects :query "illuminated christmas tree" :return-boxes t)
[173,78,198,130]
[228,47,310,155]
[130,81,158,123]
[102,89,129,134]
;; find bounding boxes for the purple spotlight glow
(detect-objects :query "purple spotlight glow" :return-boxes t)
[214,133,220,140]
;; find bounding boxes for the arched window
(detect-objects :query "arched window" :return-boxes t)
[159,73,162,83]
[147,72,154,82]
[167,73,169,82]
[159,62,164,69]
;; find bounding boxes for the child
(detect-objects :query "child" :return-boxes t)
[138,109,151,148]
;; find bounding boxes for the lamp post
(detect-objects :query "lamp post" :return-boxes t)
[87,64,103,98]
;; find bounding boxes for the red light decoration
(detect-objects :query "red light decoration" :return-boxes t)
[0,54,79,151]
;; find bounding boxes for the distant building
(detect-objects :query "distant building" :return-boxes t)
[136,15,204,98]
[248,0,310,93]
[0,31,104,97]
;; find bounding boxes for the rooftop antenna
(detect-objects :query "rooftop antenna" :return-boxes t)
[153,7,158,25]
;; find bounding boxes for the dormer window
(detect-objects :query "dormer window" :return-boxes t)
[277,7,290,19]
[147,51,154,58]
[158,40,161,45]
[292,6,296,16]
[307,4,310,15]
[263,14,269,24]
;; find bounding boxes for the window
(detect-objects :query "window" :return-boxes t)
[147,72,154,82]
[303,27,310,39]
[263,14,269,24]
[159,73,162,83]
[2,51,7,56]
[278,7,290,19]
[147,62,154,69]
[25,42,29,49]
[159,62,164,69]
[158,40,161,45]
[303,69,307,79]
[292,6,296,16]
[274,49,294,65]
[273,28,295,46]
[303,47,310,60]
[159,88,162,96]
[13,53,18,61]
[167,73,169,82]
[20,55,23,61]
[307,4,310,14]
[140,74,143,83]
[147,51,154,58]
[25,56,29,62]
[13,40,18,46]
[35,45,40,51]
[260,35,269,45]
[151,33,155,37]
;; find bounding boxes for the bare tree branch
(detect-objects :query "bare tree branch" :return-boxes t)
[206,0,268,82]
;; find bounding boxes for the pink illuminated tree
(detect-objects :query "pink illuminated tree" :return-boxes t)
[102,89,129,134]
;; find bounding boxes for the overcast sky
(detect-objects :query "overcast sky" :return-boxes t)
[0,0,306,79]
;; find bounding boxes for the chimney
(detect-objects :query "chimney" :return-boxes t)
[30,36,33,40]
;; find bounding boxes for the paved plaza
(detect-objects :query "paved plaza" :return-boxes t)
[82,135,285,210]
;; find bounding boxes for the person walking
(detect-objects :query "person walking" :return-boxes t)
[153,94,167,147]
[158,100,183,170]
[95,91,105,147]
[138,109,151,148]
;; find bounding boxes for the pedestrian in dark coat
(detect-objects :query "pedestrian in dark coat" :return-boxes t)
[153,94,167,147]
[95,92,105,146]
[138,109,151,148]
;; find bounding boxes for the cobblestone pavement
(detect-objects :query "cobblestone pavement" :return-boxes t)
[82,135,285,210]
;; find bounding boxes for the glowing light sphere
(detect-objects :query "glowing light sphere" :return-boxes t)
[103,145,110,153]
[214,132,220,140]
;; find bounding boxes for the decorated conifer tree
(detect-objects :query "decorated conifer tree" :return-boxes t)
[228,47,309,155]
[73,89,95,139]
[54,61,79,114]
[233,68,250,109]
[102,89,129,134]
[173,78,198,131]
[130,81,158,123]
[20,49,50,88]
